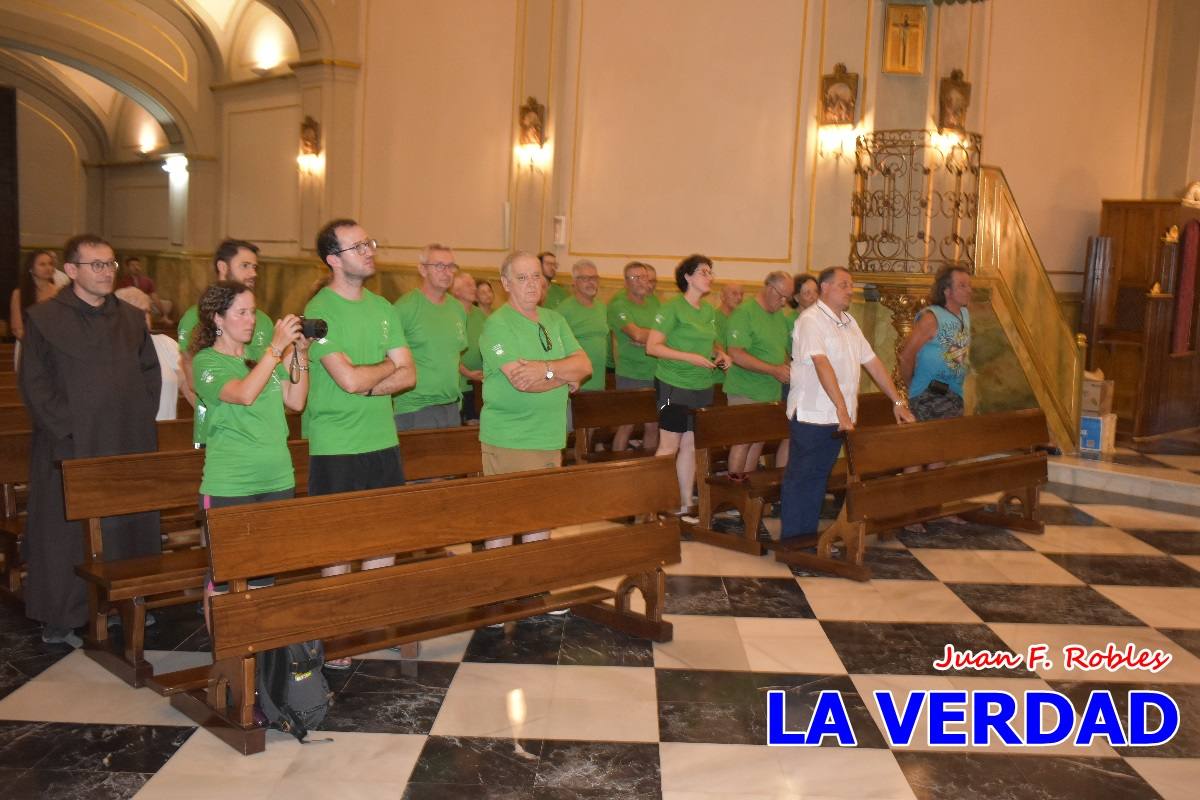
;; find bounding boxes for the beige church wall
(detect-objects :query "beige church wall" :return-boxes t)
[228,1,301,82]
[548,0,807,283]
[978,0,1154,297]
[16,96,87,247]
[357,0,520,270]
[1142,0,1200,199]
[220,89,303,253]
[102,163,170,250]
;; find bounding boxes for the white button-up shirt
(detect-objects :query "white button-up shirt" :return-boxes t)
[786,299,877,424]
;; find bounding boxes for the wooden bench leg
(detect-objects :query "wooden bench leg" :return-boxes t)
[171,656,264,755]
[573,569,674,642]
[959,485,1045,533]
[773,506,873,581]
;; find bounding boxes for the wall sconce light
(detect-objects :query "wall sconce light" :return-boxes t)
[818,125,859,162]
[297,116,324,175]
[516,96,550,171]
[161,153,188,175]
[817,63,860,163]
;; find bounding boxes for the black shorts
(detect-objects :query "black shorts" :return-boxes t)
[308,445,406,496]
[655,380,714,434]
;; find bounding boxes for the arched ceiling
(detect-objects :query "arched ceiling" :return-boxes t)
[0,0,344,157]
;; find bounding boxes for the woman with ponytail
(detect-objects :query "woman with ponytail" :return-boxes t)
[192,281,308,621]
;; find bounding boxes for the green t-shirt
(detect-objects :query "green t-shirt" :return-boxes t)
[653,295,720,390]
[479,304,581,450]
[724,299,793,402]
[544,282,568,309]
[178,304,273,446]
[713,304,734,384]
[459,305,487,391]
[304,287,407,456]
[607,292,659,380]
[556,296,608,391]
[392,289,468,414]
[193,349,293,497]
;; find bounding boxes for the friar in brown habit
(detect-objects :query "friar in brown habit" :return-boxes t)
[19,234,162,645]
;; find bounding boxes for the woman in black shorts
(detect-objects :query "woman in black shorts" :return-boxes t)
[646,255,730,519]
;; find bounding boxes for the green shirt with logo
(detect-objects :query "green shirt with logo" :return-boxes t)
[653,294,719,390]
[544,282,568,309]
[392,289,468,414]
[556,296,608,391]
[304,287,407,456]
[459,304,487,392]
[724,299,793,402]
[193,349,293,497]
[479,304,581,450]
[607,291,659,380]
[178,303,272,446]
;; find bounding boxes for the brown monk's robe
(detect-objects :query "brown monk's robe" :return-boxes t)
[18,288,162,630]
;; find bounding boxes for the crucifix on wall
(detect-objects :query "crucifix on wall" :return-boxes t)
[883,4,926,75]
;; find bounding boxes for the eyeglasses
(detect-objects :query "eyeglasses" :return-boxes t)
[332,239,378,257]
[767,283,790,302]
[537,322,553,352]
[67,260,119,273]
[421,261,458,272]
[695,269,714,278]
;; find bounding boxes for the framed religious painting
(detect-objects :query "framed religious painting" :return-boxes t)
[883,3,926,75]
[820,64,859,126]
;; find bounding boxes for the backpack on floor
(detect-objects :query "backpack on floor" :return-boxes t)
[255,640,331,742]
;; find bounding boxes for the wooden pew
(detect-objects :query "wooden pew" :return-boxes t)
[571,388,658,463]
[774,408,1050,580]
[0,417,250,597]
[0,372,17,389]
[0,404,30,433]
[688,394,896,555]
[170,456,681,755]
[64,427,482,688]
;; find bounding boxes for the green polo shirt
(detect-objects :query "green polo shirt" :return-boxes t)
[713,304,735,384]
[459,305,487,392]
[653,295,719,390]
[544,282,568,309]
[724,299,793,402]
[193,349,293,497]
[178,303,272,446]
[479,304,581,450]
[304,287,407,456]
[556,296,608,391]
[392,289,468,414]
[607,291,659,380]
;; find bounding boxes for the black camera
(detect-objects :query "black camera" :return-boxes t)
[300,317,328,339]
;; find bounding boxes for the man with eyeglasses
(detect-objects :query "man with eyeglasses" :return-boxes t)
[555,259,607,397]
[607,261,660,452]
[177,239,272,447]
[392,244,469,431]
[306,220,415,665]
[19,233,163,647]
[478,251,590,497]
[538,251,567,309]
[724,272,795,482]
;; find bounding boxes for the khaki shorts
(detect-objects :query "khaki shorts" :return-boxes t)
[481,442,563,475]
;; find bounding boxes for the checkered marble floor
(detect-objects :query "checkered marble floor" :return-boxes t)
[1,480,1198,799]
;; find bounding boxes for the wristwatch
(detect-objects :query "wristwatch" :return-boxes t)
[545,364,555,381]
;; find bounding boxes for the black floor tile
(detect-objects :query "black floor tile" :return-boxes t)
[788,546,937,581]
[4,768,150,800]
[463,615,567,665]
[533,740,660,798]
[946,584,1145,626]
[723,578,815,618]
[339,659,457,695]
[894,752,1163,800]
[1125,530,1200,556]
[320,689,446,735]
[1159,628,1200,660]
[750,672,888,748]
[895,520,1033,551]
[1043,554,1200,587]
[1044,482,1200,518]
[820,622,1035,677]
[1034,505,1101,526]
[663,576,730,616]
[1050,681,1200,759]
[407,735,544,792]
[558,615,654,667]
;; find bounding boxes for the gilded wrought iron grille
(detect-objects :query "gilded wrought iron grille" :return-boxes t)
[849,129,982,274]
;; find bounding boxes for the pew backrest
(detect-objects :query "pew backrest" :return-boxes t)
[205,456,681,659]
[571,389,658,430]
[0,405,30,433]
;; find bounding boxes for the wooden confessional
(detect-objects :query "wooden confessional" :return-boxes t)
[1082,200,1200,438]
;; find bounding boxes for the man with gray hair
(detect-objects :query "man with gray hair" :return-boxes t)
[555,259,608,394]
[393,243,469,430]
[724,271,794,480]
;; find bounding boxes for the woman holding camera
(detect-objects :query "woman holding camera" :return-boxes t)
[646,254,730,520]
[191,281,309,619]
